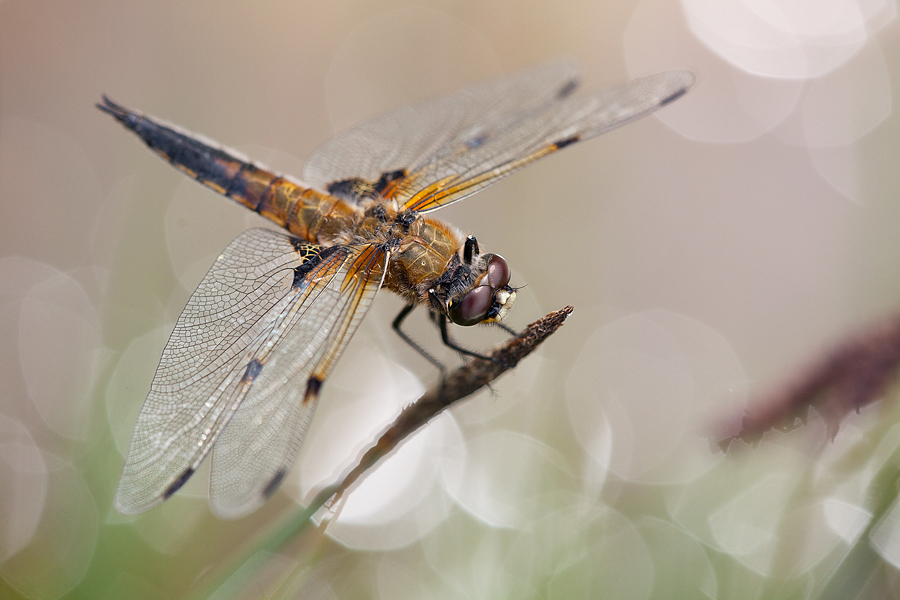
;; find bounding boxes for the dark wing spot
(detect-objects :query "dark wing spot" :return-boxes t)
[556,78,579,99]
[317,245,342,261]
[263,468,288,499]
[291,248,328,288]
[327,177,375,203]
[660,87,689,106]
[373,169,407,194]
[304,376,322,405]
[465,133,488,149]
[553,135,581,150]
[292,245,344,289]
[242,359,263,383]
[289,236,315,254]
[292,264,312,289]
[164,467,195,499]
[327,169,407,203]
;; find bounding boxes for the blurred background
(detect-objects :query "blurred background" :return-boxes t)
[2,0,900,598]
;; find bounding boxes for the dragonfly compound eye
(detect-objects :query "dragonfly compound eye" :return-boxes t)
[486,255,510,289]
[448,285,493,326]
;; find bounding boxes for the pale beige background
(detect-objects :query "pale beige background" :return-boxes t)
[2,0,899,598]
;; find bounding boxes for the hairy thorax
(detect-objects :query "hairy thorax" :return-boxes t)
[275,185,465,304]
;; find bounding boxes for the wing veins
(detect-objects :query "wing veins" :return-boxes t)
[208,244,388,518]
[115,229,342,514]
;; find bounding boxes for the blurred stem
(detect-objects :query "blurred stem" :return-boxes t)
[816,430,900,599]
[760,463,818,599]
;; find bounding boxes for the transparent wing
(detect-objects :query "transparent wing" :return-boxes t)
[302,63,693,213]
[401,70,695,212]
[302,61,581,200]
[209,244,387,519]
[114,228,386,515]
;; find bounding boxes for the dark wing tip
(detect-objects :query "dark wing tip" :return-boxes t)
[556,76,581,100]
[163,467,196,500]
[660,70,696,106]
[660,86,689,107]
[263,467,288,499]
[303,375,323,404]
[551,59,582,99]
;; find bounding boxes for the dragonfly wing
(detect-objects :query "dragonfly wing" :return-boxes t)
[114,228,384,515]
[302,64,692,212]
[400,70,695,212]
[209,244,387,519]
[302,61,581,202]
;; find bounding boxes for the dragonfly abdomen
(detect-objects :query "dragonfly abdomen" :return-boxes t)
[97,97,269,205]
[97,96,364,244]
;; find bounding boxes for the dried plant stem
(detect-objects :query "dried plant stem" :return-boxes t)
[718,314,900,450]
[317,304,573,510]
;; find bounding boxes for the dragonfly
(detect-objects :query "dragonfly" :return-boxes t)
[100,61,694,519]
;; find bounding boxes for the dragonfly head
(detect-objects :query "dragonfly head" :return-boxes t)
[429,246,516,327]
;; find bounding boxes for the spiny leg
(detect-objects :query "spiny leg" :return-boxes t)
[436,314,517,371]
[495,322,518,336]
[437,314,496,362]
[393,304,516,373]
[392,303,447,376]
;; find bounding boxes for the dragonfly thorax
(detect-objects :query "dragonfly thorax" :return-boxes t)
[384,214,461,299]
[382,215,516,326]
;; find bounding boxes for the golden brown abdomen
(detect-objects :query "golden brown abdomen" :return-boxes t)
[96,97,361,246]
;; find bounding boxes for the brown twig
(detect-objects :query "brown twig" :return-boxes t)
[190,307,573,600]
[317,305,574,510]
[717,314,900,451]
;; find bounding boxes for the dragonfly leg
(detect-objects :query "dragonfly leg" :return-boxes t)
[435,314,517,372]
[392,304,447,377]
[495,321,518,336]
[438,314,488,360]
[437,313,517,366]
